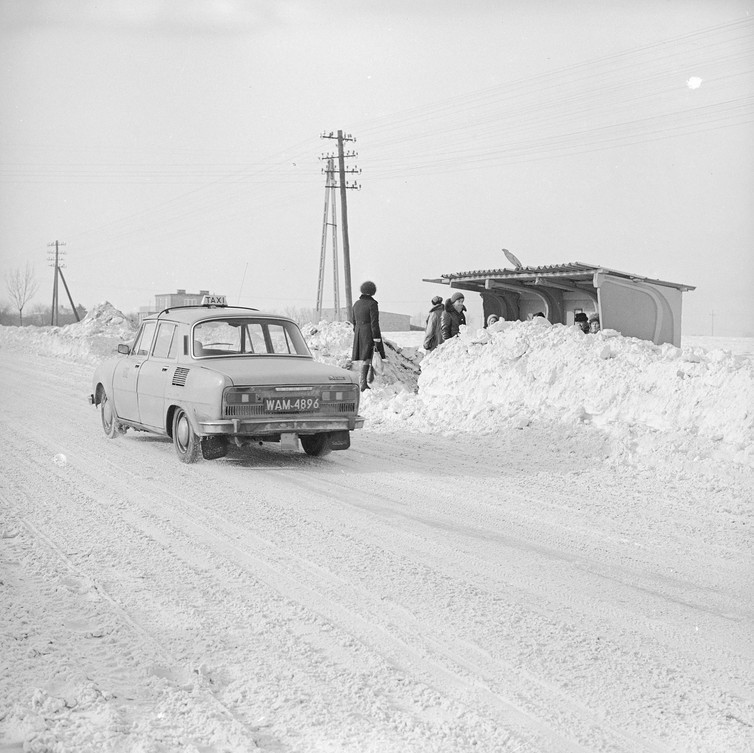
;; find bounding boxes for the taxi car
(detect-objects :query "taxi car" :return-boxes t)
[89,296,363,463]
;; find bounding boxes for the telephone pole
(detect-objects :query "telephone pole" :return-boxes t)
[47,241,80,326]
[319,130,360,316]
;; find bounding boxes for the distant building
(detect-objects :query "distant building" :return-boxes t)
[139,289,212,321]
[318,307,412,332]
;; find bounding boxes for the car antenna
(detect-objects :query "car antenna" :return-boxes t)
[237,263,249,305]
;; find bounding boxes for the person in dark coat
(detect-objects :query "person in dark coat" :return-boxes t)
[351,280,385,391]
[423,295,444,351]
[441,291,466,342]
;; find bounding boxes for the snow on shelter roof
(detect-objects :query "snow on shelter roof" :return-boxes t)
[424,261,695,291]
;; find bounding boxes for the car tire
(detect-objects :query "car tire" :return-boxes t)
[100,390,123,439]
[173,408,200,463]
[300,432,332,457]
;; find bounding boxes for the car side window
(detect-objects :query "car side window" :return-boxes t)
[131,325,146,355]
[133,321,158,356]
[245,322,266,353]
[152,323,177,359]
[268,324,294,354]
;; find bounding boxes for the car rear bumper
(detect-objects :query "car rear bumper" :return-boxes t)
[198,415,364,436]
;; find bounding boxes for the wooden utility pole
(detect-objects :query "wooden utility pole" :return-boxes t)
[48,241,63,325]
[336,130,353,314]
[47,240,80,325]
[319,130,360,316]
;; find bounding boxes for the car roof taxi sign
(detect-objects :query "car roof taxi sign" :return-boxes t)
[201,294,227,306]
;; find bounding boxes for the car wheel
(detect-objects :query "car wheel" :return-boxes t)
[300,432,332,457]
[173,408,200,463]
[100,390,122,439]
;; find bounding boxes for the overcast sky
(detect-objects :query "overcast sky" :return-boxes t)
[1,0,752,335]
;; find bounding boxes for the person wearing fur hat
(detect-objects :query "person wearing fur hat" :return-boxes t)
[351,280,386,391]
[574,311,589,333]
[441,291,466,342]
[423,295,444,351]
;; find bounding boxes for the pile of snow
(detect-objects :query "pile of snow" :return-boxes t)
[361,318,754,468]
[0,302,137,365]
[61,301,137,340]
[300,321,354,370]
[302,320,423,393]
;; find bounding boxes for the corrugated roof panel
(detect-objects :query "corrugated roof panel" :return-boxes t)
[442,262,596,279]
[439,262,694,290]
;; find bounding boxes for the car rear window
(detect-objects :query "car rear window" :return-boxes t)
[192,318,310,357]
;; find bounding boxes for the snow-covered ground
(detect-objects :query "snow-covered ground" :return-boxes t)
[0,304,752,752]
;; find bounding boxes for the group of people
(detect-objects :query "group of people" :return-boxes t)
[351,283,471,391]
[351,281,603,393]
[423,296,602,351]
[423,292,467,351]
[574,311,601,333]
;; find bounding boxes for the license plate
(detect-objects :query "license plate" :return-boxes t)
[264,397,320,412]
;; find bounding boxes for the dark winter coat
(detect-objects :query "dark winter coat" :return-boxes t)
[351,294,386,361]
[441,299,466,341]
[423,303,444,351]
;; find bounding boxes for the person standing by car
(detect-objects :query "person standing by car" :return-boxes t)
[351,280,385,391]
[423,295,444,351]
[441,292,466,342]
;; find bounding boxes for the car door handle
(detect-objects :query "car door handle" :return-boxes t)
[134,364,140,369]
[162,367,168,372]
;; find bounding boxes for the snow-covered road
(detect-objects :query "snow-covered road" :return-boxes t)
[1,348,752,752]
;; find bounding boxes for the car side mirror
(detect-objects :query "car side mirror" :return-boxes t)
[117,343,131,355]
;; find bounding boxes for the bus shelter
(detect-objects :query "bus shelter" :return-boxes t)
[424,262,695,347]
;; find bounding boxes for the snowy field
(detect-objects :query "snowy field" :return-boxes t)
[0,305,752,752]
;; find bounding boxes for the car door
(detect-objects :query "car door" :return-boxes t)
[137,321,178,430]
[112,321,157,422]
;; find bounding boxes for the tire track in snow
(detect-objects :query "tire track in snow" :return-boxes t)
[1,410,622,753]
[0,486,263,751]
[3,349,752,752]
[70,444,676,753]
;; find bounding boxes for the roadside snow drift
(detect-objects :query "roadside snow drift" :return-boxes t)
[1,303,751,468]
[0,302,137,365]
[362,319,754,468]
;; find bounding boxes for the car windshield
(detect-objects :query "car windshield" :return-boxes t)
[192,318,311,357]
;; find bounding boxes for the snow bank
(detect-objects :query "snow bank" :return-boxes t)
[0,302,137,365]
[362,319,754,468]
[300,321,354,370]
[302,320,422,394]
